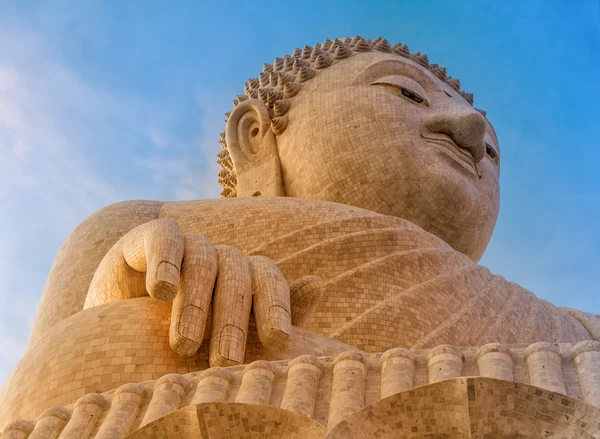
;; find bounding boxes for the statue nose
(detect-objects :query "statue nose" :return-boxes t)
[425,104,487,162]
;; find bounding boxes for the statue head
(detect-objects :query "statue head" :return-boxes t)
[219,37,500,261]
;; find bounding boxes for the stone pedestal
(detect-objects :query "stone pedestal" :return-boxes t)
[328,352,367,430]
[427,345,464,383]
[96,383,147,439]
[192,368,235,404]
[29,407,69,439]
[571,340,600,407]
[524,342,565,394]
[141,374,191,427]
[235,361,277,406]
[281,355,326,418]
[378,348,417,399]
[475,343,515,381]
[59,394,108,439]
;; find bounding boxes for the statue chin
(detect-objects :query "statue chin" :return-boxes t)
[405,167,498,262]
[301,166,497,263]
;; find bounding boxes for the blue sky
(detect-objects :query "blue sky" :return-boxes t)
[0,0,598,385]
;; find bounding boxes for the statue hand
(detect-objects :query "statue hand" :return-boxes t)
[86,218,323,367]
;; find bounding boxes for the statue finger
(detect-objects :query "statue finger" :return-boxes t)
[290,275,325,326]
[86,244,146,308]
[138,218,185,302]
[249,256,292,351]
[209,245,253,367]
[169,234,218,356]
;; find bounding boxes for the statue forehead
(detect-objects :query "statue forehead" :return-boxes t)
[308,51,438,85]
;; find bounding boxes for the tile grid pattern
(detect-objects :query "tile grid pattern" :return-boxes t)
[4,34,600,437]
[3,342,600,438]
[3,198,600,426]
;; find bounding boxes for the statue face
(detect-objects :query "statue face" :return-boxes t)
[277,52,500,261]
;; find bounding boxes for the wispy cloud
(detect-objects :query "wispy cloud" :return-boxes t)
[135,88,225,201]
[148,128,169,149]
[0,29,118,385]
[0,27,218,386]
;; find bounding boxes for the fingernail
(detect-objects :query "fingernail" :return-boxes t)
[212,325,245,367]
[151,261,179,301]
[157,261,178,283]
[170,304,205,356]
[266,305,291,350]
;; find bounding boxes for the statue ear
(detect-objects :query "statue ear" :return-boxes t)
[225,99,285,197]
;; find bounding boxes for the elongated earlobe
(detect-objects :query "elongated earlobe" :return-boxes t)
[225,99,285,197]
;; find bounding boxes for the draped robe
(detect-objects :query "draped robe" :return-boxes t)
[2,197,599,423]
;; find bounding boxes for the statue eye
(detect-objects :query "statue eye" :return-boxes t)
[485,143,497,159]
[372,75,429,107]
[484,134,499,165]
[401,88,426,105]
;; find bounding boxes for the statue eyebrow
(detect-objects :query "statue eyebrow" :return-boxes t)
[354,59,436,90]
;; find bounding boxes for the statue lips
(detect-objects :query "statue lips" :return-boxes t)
[420,133,479,177]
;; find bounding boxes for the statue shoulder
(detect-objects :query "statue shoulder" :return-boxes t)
[157,196,425,253]
[30,196,432,344]
[59,200,165,270]
[30,200,164,343]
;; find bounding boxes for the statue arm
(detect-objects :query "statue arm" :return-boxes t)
[29,200,164,345]
[84,217,325,366]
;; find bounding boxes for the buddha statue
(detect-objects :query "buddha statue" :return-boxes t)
[1,36,599,430]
